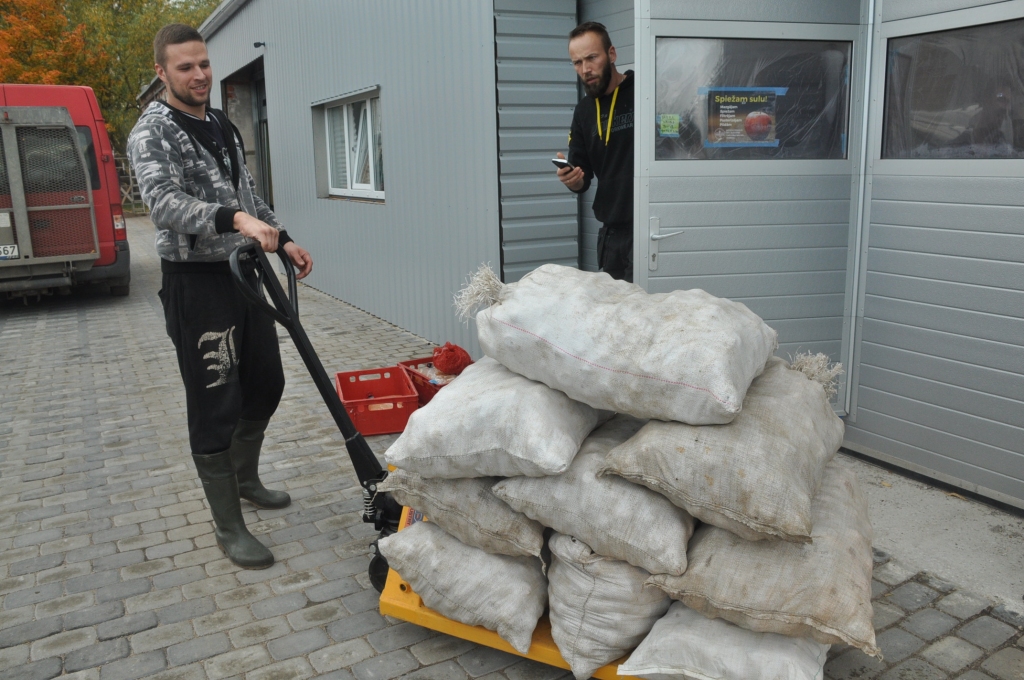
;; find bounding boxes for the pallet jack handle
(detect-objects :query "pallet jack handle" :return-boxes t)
[228,243,403,553]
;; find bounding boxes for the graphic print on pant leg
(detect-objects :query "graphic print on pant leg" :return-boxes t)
[199,326,238,388]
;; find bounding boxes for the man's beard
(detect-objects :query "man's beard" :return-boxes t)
[169,80,209,108]
[583,61,612,98]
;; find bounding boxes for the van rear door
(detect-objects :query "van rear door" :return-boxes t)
[0,106,99,292]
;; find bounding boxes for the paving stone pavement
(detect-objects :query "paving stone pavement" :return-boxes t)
[0,217,1021,680]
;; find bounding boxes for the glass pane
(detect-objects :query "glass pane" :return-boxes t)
[883,19,1024,159]
[327,106,348,190]
[655,38,851,160]
[349,100,371,187]
[370,97,384,192]
[75,127,101,189]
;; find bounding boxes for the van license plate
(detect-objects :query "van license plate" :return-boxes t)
[0,245,20,260]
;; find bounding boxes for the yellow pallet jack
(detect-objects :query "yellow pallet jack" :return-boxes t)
[230,244,639,680]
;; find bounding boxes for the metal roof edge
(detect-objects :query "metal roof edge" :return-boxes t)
[137,75,161,101]
[199,0,251,40]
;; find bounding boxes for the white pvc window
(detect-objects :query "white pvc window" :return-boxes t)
[326,95,384,198]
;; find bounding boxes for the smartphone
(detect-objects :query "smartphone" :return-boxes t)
[551,158,574,171]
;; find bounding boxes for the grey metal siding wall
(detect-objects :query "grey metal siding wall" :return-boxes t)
[579,0,635,271]
[881,0,1010,22]
[651,0,860,23]
[494,0,579,282]
[583,0,635,65]
[845,176,1024,503]
[844,0,1024,505]
[203,0,501,351]
[647,176,851,361]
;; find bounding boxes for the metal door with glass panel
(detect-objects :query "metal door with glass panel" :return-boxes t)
[254,77,274,208]
[635,15,867,412]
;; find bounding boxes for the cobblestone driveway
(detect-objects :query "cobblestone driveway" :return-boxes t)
[0,218,1021,680]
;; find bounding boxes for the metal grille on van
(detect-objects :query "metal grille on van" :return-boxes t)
[16,127,94,258]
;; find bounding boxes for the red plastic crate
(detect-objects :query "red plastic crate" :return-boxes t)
[335,366,419,435]
[398,357,442,406]
[399,356,472,406]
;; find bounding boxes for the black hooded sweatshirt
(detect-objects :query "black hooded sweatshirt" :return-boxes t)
[567,70,634,227]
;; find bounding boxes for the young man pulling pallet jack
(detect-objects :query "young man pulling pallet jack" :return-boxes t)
[128,24,314,569]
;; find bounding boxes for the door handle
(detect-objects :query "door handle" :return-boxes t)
[650,230,685,241]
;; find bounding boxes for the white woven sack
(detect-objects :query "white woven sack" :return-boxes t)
[384,357,602,478]
[600,357,845,543]
[548,533,670,680]
[647,460,880,658]
[377,469,544,557]
[618,602,830,680]
[468,264,777,425]
[377,521,546,654]
[493,416,696,576]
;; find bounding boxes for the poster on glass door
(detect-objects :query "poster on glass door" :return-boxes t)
[700,87,787,147]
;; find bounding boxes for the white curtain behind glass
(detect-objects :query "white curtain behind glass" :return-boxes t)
[371,98,383,191]
[328,106,348,190]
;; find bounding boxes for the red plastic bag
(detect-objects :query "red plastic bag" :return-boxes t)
[433,342,472,376]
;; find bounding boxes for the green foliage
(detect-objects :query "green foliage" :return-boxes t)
[71,0,220,151]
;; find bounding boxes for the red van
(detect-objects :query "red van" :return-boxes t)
[0,84,130,297]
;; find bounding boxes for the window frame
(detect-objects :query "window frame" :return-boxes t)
[640,20,862,179]
[869,0,1024,176]
[324,94,383,200]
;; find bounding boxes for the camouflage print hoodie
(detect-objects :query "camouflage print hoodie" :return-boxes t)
[127,101,283,262]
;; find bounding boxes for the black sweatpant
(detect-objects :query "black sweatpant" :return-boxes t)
[597,223,634,283]
[159,260,285,456]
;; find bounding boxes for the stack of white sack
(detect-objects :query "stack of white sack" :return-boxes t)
[599,354,880,675]
[602,364,880,678]
[381,392,692,660]
[376,265,877,674]
[376,521,546,654]
[457,264,778,425]
[380,355,610,651]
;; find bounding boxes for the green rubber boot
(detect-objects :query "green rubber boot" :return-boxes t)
[193,451,275,569]
[229,419,291,510]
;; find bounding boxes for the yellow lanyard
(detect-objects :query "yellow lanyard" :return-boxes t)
[595,85,620,145]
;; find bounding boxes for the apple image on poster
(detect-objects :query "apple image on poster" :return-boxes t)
[744,111,772,141]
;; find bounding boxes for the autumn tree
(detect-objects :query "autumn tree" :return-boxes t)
[0,0,219,151]
[0,0,108,87]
